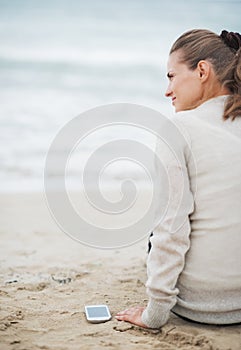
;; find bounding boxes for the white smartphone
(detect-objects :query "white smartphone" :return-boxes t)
[84,304,111,323]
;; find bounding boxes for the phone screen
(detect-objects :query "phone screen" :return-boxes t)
[87,306,109,318]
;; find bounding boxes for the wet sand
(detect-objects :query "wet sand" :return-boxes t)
[0,192,240,350]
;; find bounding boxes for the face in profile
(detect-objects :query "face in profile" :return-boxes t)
[165,50,204,112]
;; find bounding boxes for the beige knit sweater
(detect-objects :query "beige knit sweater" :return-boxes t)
[142,96,241,328]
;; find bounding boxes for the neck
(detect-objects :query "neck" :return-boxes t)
[201,80,230,105]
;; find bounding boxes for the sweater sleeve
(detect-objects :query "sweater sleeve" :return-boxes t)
[142,117,194,328]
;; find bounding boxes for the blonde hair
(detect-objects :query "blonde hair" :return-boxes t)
[170,29,241,120]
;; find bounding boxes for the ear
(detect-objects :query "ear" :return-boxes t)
[197,60,211,83]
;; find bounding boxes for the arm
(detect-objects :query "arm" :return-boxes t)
[142,119,194,328]
[116,117,194,328]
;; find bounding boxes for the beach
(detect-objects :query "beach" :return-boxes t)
[0,192,240,350]
[1,1,241,349]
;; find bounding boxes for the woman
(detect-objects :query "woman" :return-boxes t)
[116,29,241,328]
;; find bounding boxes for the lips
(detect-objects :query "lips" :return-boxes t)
[172,97,176,104]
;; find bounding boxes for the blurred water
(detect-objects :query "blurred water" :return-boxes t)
[0,0,240,191]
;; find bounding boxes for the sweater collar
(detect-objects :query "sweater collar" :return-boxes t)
[195,95,229,110]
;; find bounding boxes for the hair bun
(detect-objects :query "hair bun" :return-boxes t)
[220,30,241,52]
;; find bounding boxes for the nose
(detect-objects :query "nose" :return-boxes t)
[165,84,172,97]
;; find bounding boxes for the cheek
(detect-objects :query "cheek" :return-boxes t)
[189,83,203,101]
[177,78,202,110]
[183,77,202,98]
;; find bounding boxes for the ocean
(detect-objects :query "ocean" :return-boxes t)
[0,0,240,192]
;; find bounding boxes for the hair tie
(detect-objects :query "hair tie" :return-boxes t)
[220,30,241,52]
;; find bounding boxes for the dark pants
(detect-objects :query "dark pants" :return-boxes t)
[147,232,153,253]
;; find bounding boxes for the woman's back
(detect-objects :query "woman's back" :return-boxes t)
[173,95,241,324]
[116,29,241,329]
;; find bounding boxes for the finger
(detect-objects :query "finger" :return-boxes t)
[116,310,128,316]
[116,308,135,316]
[116,310,137,321]
[115,314,130,321]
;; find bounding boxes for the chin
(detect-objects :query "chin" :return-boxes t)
[175,106,181,112]
[175,105,190,113]
[173,103,182,112]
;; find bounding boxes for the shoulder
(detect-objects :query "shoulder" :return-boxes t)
[170,96,228,139]
[168,112,193,153]
[173,96,227,121]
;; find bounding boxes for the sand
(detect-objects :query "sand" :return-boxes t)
[0,192,241,350]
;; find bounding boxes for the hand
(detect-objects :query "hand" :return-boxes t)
[115,306,148,328]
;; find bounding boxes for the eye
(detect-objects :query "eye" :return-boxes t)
[167,72,174,80]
